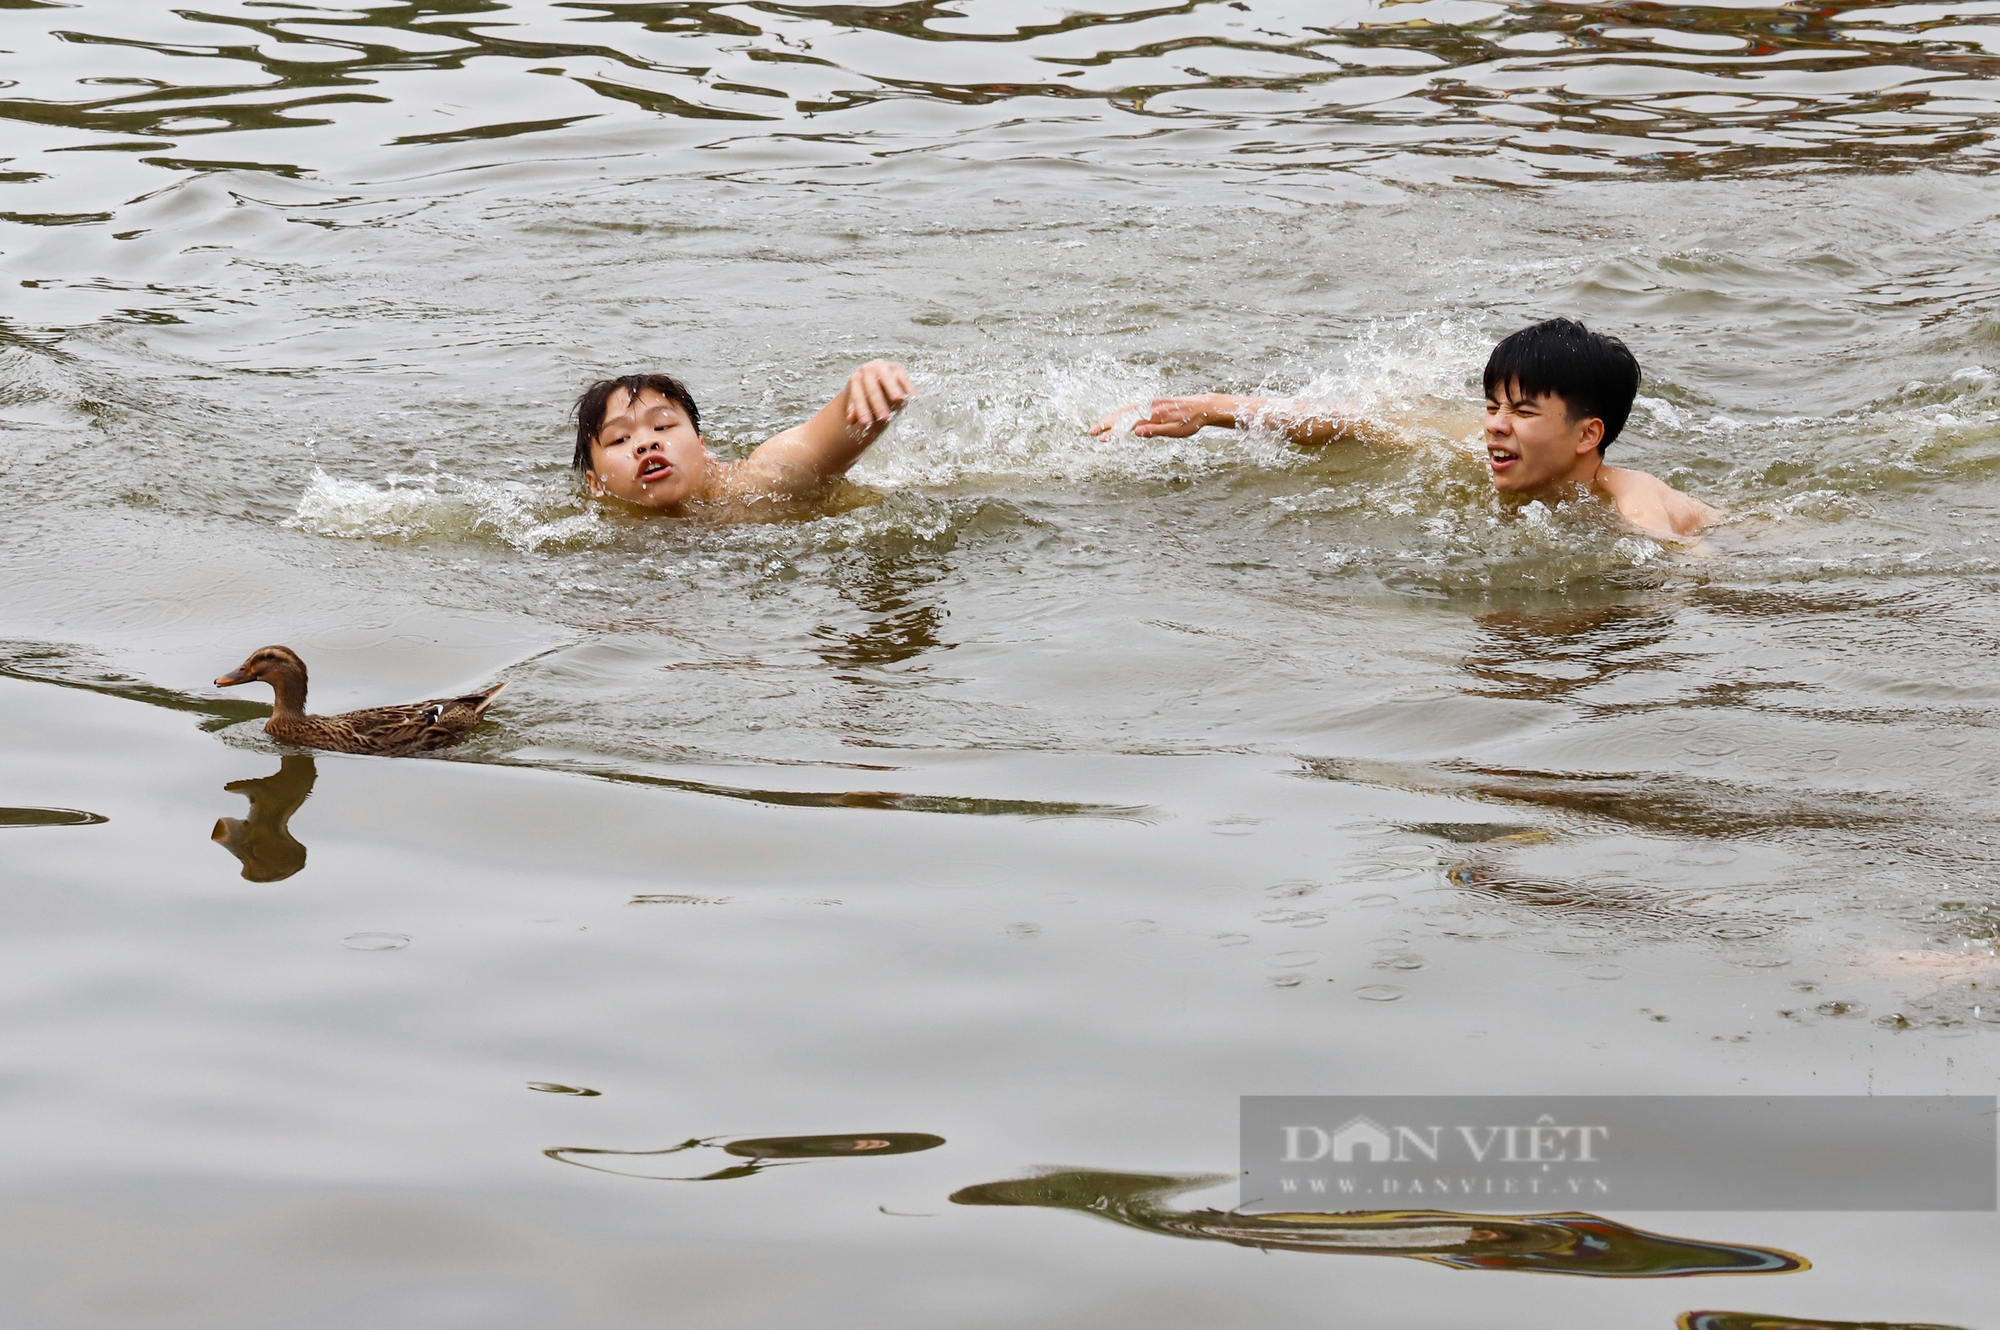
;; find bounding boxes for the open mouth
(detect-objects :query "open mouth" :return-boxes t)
[1486,448,1519,471]
[638,458,670,481]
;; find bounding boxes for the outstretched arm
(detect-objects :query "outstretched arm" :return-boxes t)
[1087,394,1401,447]
[743,360,914,486]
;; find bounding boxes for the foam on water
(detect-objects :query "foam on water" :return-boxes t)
[289,468,602,552]
[857,355,1251,488]
[864,319,1491,490]
[1267,315,1492,420]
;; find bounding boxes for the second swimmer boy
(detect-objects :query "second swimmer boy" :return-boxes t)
[1091,318,1720,538]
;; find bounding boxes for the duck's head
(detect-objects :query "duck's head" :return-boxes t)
[216,645,307,691]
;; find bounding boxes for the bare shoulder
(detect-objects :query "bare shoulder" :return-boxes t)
[1596,465,1723,538]
[714,454,822,501]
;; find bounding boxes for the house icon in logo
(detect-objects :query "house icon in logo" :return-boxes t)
[1330,1115,1395,1162]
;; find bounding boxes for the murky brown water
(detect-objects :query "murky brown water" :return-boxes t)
[3,2,1999,1326]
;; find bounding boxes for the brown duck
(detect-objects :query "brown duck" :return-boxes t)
[215,645,506,756]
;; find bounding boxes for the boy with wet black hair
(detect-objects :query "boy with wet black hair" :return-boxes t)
[574,361,912,512]
[1090,317,1719,537]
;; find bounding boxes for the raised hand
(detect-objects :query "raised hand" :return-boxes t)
[843,360,914,428]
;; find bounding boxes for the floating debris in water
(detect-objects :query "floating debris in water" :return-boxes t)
[528,1082,601,1096]
[629,893,729,905]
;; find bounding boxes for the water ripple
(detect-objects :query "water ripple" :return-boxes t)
[6,0,2000,220]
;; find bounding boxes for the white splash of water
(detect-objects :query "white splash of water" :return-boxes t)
[288,468,601,551]
[1272,314,1489,416]
[859,318,1489,488]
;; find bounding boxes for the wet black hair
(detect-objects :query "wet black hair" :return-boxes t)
[1482,318,1640,454]
[572,373,702,472]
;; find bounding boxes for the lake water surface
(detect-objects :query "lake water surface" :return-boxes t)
[4,2,2000,1326]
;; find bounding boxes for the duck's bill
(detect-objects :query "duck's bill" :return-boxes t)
[215,670,252,687]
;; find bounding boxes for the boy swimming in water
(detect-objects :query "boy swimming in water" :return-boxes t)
[574,360,912,511]
[1089,318,1720,538]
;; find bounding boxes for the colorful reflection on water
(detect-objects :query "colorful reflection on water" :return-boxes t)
[1679,1314,1970,1330]
[548,1132,947,1181]
[951,1169,1806,1277]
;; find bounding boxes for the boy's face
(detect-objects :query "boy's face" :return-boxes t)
[586,388,709,508]
[1483,384,1605,494]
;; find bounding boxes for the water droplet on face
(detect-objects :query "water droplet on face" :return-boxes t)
[528,1082,601,1096]
[1354,984,1404,1002]
[1264,951,1320,969]
[1580,963,1624,980]
[341,932,409,951]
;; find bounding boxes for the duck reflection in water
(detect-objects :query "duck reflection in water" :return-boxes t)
[950,1169,1804,1278]
[211,753,316,882]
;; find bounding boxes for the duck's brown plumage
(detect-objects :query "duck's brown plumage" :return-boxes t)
[215,645,506,757]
